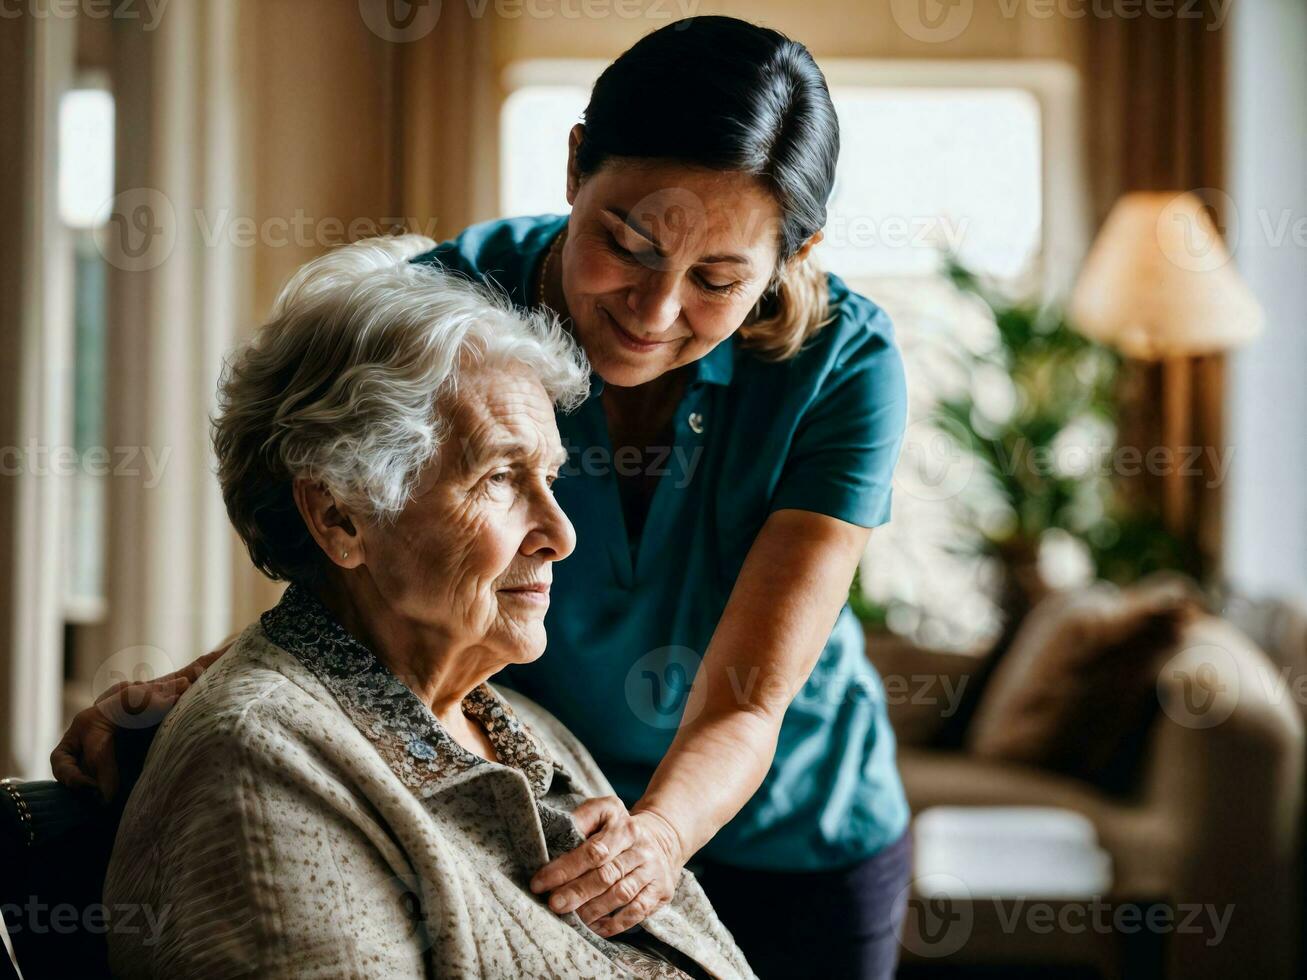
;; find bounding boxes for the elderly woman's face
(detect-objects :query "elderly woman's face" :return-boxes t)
[358,364,575,663]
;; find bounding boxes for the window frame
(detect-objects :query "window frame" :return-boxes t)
[818,58,1088,296]
[500,57,1089,295]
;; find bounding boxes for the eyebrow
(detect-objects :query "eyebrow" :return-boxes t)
[473,441,569,469]
[605,208,754,269]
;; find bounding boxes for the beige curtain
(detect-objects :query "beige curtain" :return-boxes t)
[1083,9,1229,578]
[0,7,77,776]
[391,0,499,241]
[228,0,498,625]
[97,1,245,700]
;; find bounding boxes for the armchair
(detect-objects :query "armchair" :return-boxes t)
[873,604,1304,979]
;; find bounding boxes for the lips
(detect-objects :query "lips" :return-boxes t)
[599,306,682,353]
[498,582,550,595]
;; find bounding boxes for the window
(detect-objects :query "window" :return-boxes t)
[818,87,1041,280]
[58,78,115,667]
[500,60,1087,651]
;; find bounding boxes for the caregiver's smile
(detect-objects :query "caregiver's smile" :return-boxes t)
[559,155,784,389]
[599,305,679,354]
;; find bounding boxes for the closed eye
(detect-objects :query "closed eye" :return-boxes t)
[605,231,657,265]
[696,273,742,295]
[605,231,631,256]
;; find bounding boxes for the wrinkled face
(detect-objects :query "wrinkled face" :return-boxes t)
[562,157,784,388]
[358,364,575,665]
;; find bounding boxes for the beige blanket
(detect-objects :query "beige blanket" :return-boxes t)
[105,588,755,979]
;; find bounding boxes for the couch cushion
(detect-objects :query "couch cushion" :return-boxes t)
[965,575,1200,793]
[913,805,1112,898]
[897,747,1180,899]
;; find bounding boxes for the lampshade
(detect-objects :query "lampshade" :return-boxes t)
[1069,192,1264,360]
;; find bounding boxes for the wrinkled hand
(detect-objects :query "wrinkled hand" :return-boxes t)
[531,796,685,938]
[49,642,232,802]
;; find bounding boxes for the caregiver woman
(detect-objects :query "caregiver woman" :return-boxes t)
[53,16,912,979]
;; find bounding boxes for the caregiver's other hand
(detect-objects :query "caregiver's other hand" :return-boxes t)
[49,641,233,802]
[532,796,685,938]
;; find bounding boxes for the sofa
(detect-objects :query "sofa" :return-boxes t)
[871,582,1305,979]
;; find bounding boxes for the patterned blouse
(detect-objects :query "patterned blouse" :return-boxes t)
[262,584,704,980]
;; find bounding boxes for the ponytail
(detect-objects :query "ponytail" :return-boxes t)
[739,255,833,361]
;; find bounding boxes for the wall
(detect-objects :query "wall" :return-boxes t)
[1224,0,1307,603]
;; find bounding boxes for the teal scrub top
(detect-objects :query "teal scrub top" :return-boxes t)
[412,214,910,872]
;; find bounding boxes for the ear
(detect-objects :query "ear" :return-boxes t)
[565,124,586,206]
[791,229,824,264]
[292,479,364,570]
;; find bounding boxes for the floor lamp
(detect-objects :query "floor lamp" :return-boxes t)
[1068,191,1263,571]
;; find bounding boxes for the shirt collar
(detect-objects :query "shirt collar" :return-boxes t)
[693,335,736,387]
[262,583,561,798]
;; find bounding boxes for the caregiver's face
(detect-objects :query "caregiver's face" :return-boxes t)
[361,364,574,663]
[563,146,784,388]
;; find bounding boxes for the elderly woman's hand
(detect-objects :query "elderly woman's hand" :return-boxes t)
[531,797,686,937]
[50,642,234,801]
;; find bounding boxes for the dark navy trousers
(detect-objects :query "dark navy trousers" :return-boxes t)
[692,831,913,979]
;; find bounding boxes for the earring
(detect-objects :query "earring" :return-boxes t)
[341,549,350,559]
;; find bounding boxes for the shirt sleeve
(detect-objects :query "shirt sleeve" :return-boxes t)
[768,316,909,529]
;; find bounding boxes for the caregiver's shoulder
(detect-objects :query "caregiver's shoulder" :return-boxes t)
[818,271,900,367]
[409,214,566,281]
[745,271,903,393]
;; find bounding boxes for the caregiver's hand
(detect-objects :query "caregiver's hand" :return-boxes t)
[532,796,685,937]
[50,641,234,802]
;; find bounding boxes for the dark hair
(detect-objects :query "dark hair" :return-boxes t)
[576,16,840,359]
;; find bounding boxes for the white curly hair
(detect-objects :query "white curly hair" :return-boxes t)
[212,234,589,582]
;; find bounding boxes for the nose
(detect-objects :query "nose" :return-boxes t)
[626,272,681,336]
[522,485,576,563]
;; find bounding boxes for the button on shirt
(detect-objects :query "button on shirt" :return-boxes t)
[412,215,910,872]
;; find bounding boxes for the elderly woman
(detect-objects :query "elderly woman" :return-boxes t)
[103,236,754,980]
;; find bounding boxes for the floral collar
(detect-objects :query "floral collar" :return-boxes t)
[260,585,706,979]
[261,583,560,799]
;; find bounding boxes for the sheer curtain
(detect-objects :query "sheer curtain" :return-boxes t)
[87,1,244,749]
[0,6,76,777]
